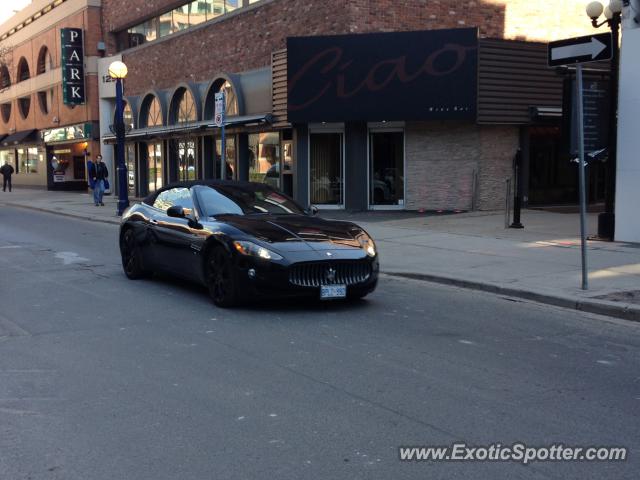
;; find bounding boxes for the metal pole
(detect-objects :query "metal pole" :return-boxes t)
[576,65,589,290]
[505,178,511,229]
[510,149,524,229]
[115,78,129,216]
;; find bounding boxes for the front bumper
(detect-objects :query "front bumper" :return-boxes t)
[235,255,379,300]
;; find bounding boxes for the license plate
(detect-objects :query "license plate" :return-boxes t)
[320,284,347,299]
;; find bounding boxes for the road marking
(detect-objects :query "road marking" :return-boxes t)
[54,251,90,265]
[0,245,22,249]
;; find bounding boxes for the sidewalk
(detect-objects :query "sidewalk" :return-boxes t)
[2,188,639,321]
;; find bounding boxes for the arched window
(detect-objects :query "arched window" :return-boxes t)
[0,103,10,123]
[38,89,54,114]
[147,97,162,127]
[17,57,30,83]
[36,47,53,74]
[123,102,134,129]
[141,95,163,128]
[176,89,196,124]
[0,65,10,90]
[219,80,238,116]
[18,95,30,118]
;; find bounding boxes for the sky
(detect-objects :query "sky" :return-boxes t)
[0,0,32,27]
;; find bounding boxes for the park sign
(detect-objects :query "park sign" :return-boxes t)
[548,33,612,67]
[61,28,86,105]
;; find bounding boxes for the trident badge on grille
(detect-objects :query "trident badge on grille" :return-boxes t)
[325,267,337,283]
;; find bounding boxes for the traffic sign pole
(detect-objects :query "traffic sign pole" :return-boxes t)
[576,64,589,290]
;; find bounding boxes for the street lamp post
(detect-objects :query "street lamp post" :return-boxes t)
[586,0,623,240]
[108,60,129,216]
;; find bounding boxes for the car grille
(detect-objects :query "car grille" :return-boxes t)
[289,261,372,287]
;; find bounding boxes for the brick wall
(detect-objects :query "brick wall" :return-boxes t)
[0,7,102,136]
[405,122,518,211]
[109,0,591,96]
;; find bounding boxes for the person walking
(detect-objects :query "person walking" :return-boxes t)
[0,160,14,192]
[88,154,108,206]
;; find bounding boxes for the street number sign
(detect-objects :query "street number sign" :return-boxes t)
[548,33,612,66]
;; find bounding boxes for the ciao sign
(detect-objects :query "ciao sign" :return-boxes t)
[61,28,85,105]
[287,28,478,122]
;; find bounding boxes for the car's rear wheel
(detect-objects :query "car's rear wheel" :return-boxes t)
[206,246,240,307]
[121,228,149,279]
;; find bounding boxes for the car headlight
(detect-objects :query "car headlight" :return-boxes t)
[233,241,283,261]
[356,232,377,257]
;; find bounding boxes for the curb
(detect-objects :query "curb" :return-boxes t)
[5,203,121,225]
[384,271,640,323]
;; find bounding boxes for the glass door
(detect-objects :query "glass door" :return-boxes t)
[126,143,137,196]
[281,140,293,197]
[147,142,163,192]
[178,139,196,181]
[310,132,343,206]
[215,135,236,179]
[369,130,404,207]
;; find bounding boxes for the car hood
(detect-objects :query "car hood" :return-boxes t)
[214,214,366,252]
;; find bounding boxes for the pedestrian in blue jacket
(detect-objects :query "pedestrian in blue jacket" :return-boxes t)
[88,154,108,206]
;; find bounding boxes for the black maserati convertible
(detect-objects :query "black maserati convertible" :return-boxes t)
[119,181,379,307]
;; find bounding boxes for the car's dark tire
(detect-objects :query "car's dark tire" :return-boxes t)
[206,246,240,308]
[121,228,149,280]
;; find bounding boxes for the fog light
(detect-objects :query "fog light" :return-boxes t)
[248,268,256,279]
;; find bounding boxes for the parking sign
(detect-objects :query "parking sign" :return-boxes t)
[214,92,225,127]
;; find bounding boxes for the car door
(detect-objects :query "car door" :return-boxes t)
[151,187,201,279]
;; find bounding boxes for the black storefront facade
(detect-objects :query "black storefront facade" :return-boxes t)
[104,28,582,211]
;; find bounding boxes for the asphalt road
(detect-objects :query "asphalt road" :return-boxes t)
[0,206,638,480]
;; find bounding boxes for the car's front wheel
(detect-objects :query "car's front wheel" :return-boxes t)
[206,246,240,307]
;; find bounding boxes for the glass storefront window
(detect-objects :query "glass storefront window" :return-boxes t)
[17,147,39,174]
[310,132,343,205]
[215,136,236,180]
[248,132,280,188]
[0,149,15,172]
[178,140,197,181]
[126,144,137,196]
[148,142,163,192]
[369,131,404,206]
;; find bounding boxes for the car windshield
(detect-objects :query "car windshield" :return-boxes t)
[197,184,305,217]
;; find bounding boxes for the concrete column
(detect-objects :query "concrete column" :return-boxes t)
[615,17,640,241]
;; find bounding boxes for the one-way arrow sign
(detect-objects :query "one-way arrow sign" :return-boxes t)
[548,33,612,66]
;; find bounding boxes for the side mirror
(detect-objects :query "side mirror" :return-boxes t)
[305,205,319,216]
[167,205,185,218]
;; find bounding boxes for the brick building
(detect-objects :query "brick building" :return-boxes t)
[95,0,593,209]
[0,0,103,190]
